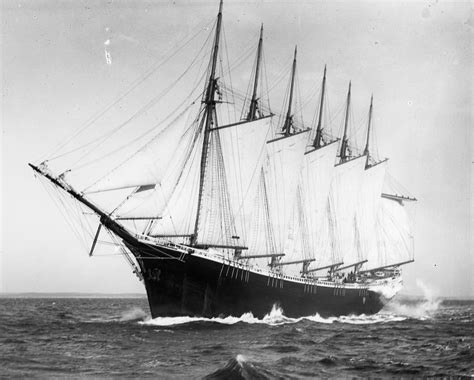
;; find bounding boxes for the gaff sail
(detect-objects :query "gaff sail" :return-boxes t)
[355,161,387,267]
[195,117,273,247]
[261,131,309,256]
[284,141,339,268]
[372,197,415,269]
[328,155,367,266]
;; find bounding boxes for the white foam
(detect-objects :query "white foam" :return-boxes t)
[235,354,247,364]
[140,304,408,327]
[119,307,148,322]
[383,279,441,320]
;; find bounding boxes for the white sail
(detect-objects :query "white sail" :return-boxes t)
[84,109,192,193]
[147,138,202,238]
[285,141,339,265]
[263,131,310,255]
[284,185,310,263]
[246,168,278,267]
[355,161,387,267]
[195,117,272,246]
[218,117,272,244]
[327,155,366,265]
[109,119,204,238]
[373,197,414,268]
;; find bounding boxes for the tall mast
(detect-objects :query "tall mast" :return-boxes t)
[282,46,297,136]
[192,0,223,245]
[313,65,327,148]
[339,81,351,162]
[363,94,373,157]
[247,24,264,121]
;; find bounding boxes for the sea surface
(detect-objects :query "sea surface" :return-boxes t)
[0,295,472,379]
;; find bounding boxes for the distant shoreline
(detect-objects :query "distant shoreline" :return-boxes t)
[0,292,147,299]
[0,292,472,301]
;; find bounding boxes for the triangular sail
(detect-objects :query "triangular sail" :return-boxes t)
[114,123,204,238]
[84,109,192,193]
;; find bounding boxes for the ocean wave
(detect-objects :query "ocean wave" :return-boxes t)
[84,307,149,323]
[118,307,148,322]
[382,298,440,320]
[204,354,269,380]
[140,304,408,327]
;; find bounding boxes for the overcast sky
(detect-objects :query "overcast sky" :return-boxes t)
[1,0,472,297]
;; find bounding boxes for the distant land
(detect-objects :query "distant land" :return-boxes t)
[0,292,147,299]
[0,292,472,300]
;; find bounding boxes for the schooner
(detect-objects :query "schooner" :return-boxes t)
[29,1,416,318]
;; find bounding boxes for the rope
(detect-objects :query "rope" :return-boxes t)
[68,32,214,171]
[41,17,214,163]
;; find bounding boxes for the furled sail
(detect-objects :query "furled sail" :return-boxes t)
[355,161,387,267]
[284,141,339,265]
[372,197,414,269]
[195,117,272,246]
[328,155,367,265]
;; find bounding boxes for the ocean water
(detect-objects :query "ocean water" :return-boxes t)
[0,296,472,379]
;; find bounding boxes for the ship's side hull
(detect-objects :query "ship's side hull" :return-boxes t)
[127,242,388,319]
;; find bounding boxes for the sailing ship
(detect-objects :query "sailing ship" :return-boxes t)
[29,1,417,318]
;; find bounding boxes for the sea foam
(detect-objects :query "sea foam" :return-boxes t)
[383,280,441,320]
[140,304,409,327]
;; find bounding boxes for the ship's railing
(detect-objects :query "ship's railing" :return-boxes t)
[138,235,377,289]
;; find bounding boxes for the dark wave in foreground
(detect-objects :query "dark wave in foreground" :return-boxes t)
[203,348,473,379]
[0,297,472,378]
[204,355,270,380]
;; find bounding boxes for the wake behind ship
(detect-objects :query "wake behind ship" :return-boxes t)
[29,1,417,319]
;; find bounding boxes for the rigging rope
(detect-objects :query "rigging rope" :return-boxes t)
[68,32,214,172]
[82,104,202,194]
[41,17,215,164]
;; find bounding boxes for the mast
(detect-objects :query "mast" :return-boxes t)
[363,94,373,162]
[192,0,223,245]
[313,65,327,148]
[339,81,351,162]
[282,46,297,136]
[247,24,264,121]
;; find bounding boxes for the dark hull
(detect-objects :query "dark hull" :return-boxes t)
[127,242,386,319]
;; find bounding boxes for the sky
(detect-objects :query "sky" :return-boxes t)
[1,0,472,297]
